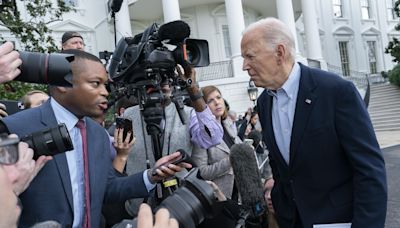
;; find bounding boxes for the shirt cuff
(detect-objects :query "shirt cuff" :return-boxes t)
[143,170,156,192]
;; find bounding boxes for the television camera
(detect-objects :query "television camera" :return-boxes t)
[107,20,209,161]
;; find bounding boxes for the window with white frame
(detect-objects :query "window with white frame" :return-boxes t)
[367,41,378,74]
[361,0,371,19]
[339,41,350,76]
[333,0,343,18]
[222,25,232,58]
[387,0,397,20]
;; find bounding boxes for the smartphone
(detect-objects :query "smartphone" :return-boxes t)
[0,100,25,115]
[151,149,190,176]
[115,117,133,142]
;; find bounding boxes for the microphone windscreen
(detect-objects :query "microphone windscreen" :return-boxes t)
[158,20,190,43]
[230,143,265,216]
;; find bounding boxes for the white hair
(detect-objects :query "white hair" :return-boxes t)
[244,17,296,61]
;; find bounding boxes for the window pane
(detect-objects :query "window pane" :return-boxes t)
[361,7,370,19]
[222,25,232,58]
[367,41,377,74]
[333,0,343,17]
[339,41,350,76]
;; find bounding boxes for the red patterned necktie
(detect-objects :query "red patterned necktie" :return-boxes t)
[76,120,91,228]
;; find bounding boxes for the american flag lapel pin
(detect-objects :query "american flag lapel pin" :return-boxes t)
[305,99,312,104]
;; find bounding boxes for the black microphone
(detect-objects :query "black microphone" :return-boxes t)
[230,143,266,227]
[158,20,191,43]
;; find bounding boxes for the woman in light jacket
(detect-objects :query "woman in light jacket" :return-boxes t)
[191,85,241,199]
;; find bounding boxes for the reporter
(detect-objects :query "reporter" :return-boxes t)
[137,203,178,228]
[0,42,22,83]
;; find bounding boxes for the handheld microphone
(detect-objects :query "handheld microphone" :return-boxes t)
[230,143,266,228]
[158,20,191,43]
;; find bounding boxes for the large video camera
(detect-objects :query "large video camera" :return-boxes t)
[107,20,209,160]
[108,20,209,85]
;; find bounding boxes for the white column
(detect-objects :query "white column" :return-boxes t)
[302,0,325,68]
[162,0,181,22]
[115,0,132,41]
[225,0,246,77]
[276,0,308,65]
[276,0,299,52]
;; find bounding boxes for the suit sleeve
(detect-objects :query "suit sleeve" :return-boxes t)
[334,81,387,228]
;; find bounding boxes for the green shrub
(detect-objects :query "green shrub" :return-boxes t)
[388,64,400,87]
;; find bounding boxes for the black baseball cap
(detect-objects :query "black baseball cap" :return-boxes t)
[62,31,83,44]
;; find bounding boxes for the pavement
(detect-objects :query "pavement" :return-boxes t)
[375,130,400,149]
[374,130,400,228]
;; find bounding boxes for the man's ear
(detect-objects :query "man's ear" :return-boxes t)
[56,86,68,93]
[276,44,286,58]
[275,44,286,64]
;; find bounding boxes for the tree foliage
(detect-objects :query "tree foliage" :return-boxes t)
[385,0,400,63]
[0,0,74,101]
[388,64,400,86]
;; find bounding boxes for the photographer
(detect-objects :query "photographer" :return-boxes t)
[2,49,192,227]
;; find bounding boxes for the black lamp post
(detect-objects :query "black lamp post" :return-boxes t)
[247,80,258,106]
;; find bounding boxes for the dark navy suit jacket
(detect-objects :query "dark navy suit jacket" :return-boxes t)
[257,64,387,228]
[3,100,149,228]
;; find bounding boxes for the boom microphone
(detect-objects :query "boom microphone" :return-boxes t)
[158,20,191,43]
[230,143,266,228]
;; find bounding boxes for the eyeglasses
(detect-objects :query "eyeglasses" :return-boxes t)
[0,135,19,165]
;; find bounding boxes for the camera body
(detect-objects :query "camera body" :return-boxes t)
[108,20,209,110]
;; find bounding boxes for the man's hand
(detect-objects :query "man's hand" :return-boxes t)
[2,140,52,195]
[0,42,22,84]
[0,103,8,118]
[149,151,192,183]
[137,203,178,228]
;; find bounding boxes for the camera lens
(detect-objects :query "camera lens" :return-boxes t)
[158,169,218,228]
[21,123,73,160]
[16,51,74,87]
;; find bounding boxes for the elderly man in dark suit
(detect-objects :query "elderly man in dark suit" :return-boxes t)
[3,49,190,227]
[241,17,387,228]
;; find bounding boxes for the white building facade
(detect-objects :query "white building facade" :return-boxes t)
[1,0,399,114]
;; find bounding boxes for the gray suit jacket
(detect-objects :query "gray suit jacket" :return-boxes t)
[191,118,241,198]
